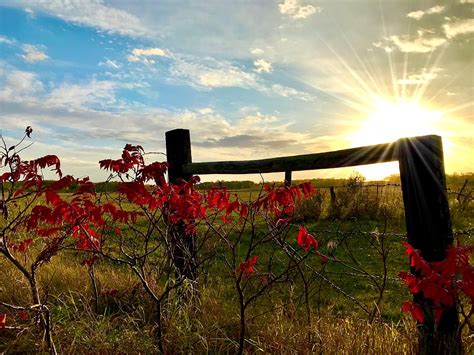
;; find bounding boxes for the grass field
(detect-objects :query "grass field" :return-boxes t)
[0,174,472,353]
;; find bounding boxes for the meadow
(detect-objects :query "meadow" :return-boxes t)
[1,172,472,354]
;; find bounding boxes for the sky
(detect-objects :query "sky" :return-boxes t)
[0,0,472,182]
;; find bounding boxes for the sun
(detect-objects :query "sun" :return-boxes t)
[350,97,446,146]
[348,97,451,180]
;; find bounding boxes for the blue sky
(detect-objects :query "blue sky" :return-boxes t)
[0,1,472,181]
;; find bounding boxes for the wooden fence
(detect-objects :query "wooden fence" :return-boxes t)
[165,128,458,350]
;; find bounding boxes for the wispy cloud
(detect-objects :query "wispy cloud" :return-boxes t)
[270,84,315,101]
[387,17,473,54]
[21,44,48,62]
[24,7,34,16]
[0,69,44,102]
[46,80,118,109]
[407,5,445,20]
[279,0,322,20]
[127,47,171,64]
[169,56,315,101]
[0,35,14,45]
[99,59,121,69]
[372,41,393,53]
[250,48,264,55]
[397,68,443,85]
[14,0,149,37]
[170,57,258,89]
[239,112,278,125]
[389,32,447,53]
[443,18,474,39]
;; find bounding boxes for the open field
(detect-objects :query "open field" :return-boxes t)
[1,174,473,353]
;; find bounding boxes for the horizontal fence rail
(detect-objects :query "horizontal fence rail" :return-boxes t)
[183,141,399,175]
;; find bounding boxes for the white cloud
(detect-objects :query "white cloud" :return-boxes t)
[0,35,14,45]
[372,41,393,53]
[0,70,44,102]
[239,112,278,125]
[270,84,315,101]
[250,48,264,55]
[127,47,171,64]
[15,0,148,37]
[397,68,443,85]
[46,80,118,109]
[169,56,314,101]
[443,19,474,39]
[21,44,48,62]
[99,59,121,69]
[406,11,424,21]
[254,59,273,73]
[426,6,445,14]
[170,58,258,89]
[279,0,322,20]
[389,34,447,53]
[407,5,445,20]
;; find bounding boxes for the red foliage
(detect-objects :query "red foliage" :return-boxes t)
[400,241,473,323]
[10,239,33,253]
[239,256,258,275]
[99,144,145,174]
[402,301,425,323]
[297,226,318,252]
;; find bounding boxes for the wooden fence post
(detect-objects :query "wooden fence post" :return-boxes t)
[166,129,192,184]
[284,170,292,187]
[397,135,459,353]
[165,129,197,280]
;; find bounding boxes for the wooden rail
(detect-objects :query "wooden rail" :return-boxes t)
[182,141,398,175]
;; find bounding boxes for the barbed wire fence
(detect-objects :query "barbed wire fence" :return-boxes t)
[198,179,473,321]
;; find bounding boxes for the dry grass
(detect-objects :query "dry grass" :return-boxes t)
[2,254,473,353]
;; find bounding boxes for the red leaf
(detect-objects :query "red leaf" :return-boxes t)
[411,303,425,323]
[45,189,61,206]
[402,301,425,323]
[239,256,258,275]
[402,301,412,314]
[297,226,318,252]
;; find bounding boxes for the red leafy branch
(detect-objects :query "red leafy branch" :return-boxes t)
[400,241,474,324]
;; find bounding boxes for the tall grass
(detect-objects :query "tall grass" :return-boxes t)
[1,252,473,353]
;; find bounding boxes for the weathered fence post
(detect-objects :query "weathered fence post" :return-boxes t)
[284,170,292,187]
[329,186,338,219]
[165,129,197,280]
[397,135,460,353]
